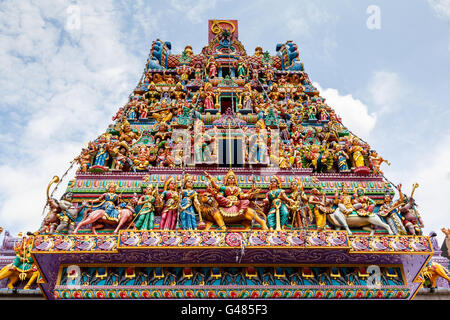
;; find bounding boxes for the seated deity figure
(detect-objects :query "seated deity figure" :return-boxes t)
[204,169,259,219]
[119,119,139,147]
[352,187,376,217]
[87,183,127,223]
[264,176,294,230]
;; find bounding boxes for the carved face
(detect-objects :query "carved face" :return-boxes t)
[226,175,236,186]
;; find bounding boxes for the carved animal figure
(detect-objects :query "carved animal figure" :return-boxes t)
[74,208,134,234]
[327,205,393,236]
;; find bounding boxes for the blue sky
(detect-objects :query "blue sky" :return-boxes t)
[0,0,449,243]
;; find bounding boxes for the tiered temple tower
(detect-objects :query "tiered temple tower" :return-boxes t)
[4,20,445,300]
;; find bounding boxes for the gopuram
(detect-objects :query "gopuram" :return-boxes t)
[3,19,449,300]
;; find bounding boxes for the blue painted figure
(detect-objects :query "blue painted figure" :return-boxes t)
[179,174,201,230]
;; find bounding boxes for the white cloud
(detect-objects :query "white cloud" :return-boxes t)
[368,71,406,115]
[169,0,217,24]
[428,0,450,21]
[0,1,158,235]
[314,82,377,141]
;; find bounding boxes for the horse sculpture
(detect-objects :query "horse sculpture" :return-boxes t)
[196,192,268,230]
[327,203,393,235]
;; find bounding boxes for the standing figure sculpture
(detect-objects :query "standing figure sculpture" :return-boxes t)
[158,176,180,230]
[288,179,311,229]
[179,174,202,230]
[135,185,158,230]
[264,176,294,231]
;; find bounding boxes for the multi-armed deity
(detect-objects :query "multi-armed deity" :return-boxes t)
[23,20,446,300]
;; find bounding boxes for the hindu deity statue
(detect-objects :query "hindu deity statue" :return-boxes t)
[171,82,187,102]
[152,99,174,123]
[179,174,202,230]
[111,141,130,171]
[254,46,264,57]
[0,233,38,289]
[236,58,247,78]
[132,145,150,171]
[88,183,126,223]
[126,101,138,120]
[264,176,294,231]
[93,135,111,167]
[349,137,367,168]
[308,187,329,230]
[378,184,407,235]
[151,122,170,146]
[369,150,390,175]
[334,186,356,216]
[206,58,218,79]
[248,123,268,164]
[158,176,180,230]
[119,119,139,146]
[135,185,158,230]
[334,144,350,172]
[204,169,258,219]
[74,147,93,172]
[144,82,161,103]
[202,82,217,109]
[239,83,253,110]
[194,121,216,164]
[288,179,311,229]
[352,187,376,217]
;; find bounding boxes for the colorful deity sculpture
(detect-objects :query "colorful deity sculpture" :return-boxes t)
[378,184,407,235]
[349,138,367,168]
[0,233,39,289]
[308,187,332,230]
[369,150,390,175]
[84,183,125,225]
[179,174,202,230]
[93,135,111,167]
[204,169,259,220]
[135,185,158,230]
[264,176,294,230]
[248,123,268,164]
[288,179,311,229]
[158,176,180,230]
[334,144,350,172]
[352,187,376,217]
